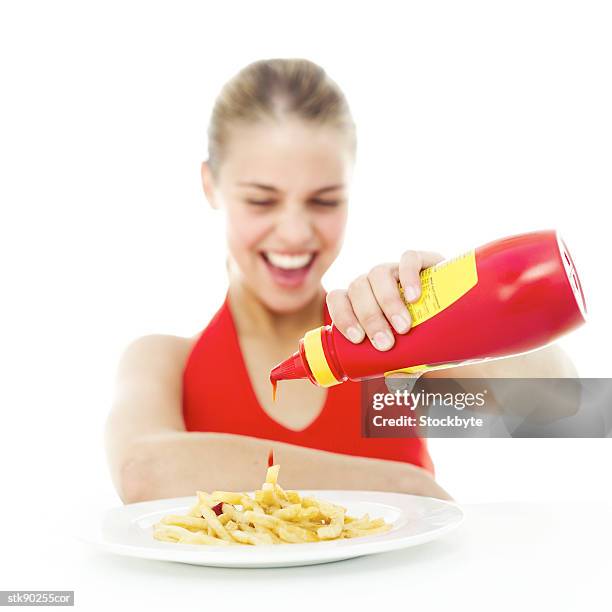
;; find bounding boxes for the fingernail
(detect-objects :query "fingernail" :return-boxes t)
[346,326,365,343]
[403,285,420,302]
[391,314,410,333]
[373,330,394,351]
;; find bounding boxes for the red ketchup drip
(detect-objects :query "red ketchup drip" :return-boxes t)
[271,380,277,402]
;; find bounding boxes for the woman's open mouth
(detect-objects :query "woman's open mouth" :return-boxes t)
[260,251,317,288]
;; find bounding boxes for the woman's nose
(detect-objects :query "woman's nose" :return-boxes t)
[275,206,315,245]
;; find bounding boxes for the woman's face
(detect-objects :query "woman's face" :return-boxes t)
[205,118,353,313]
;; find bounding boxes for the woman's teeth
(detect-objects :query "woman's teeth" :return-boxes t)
[264,252,314,270]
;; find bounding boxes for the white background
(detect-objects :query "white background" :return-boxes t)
[1,0,611,578]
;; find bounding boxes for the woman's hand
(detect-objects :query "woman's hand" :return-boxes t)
[326,250,445,350]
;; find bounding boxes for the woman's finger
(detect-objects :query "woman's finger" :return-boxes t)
[398,250,446,303]
[325,289,365,343]
[367,263,412,334]
[347,274,395,351]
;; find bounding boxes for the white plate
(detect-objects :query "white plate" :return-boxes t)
[86,490,464,568]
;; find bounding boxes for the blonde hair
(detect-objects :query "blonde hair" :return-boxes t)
[207,58,356,176]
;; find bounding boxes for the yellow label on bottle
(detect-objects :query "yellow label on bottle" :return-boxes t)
[385,249,478,377]
[399,249,478,327]
[384,362,462,377]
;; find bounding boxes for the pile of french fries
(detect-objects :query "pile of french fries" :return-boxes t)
[153,463,391,546]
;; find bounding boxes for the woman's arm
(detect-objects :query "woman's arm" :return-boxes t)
[105,335,452,504]
[419,344,581,420]
[441,343,578,379]
[119,431,451,503]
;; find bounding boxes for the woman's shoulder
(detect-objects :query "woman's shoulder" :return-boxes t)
[119,299,233,373]
[122,333,197,354]
[116,334,198,382]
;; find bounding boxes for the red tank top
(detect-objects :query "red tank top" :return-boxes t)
[182,293,434,475]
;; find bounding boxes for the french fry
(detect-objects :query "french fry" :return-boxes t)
[277,525,317,544]
[153,524,234,546]
[199,505,234,543]
[196,490,211,503]
[258,483,278,506]
[211,491,244,504]
[340,514,371,529]
[272,504,302,521]
[316,504,345,540]
[344,524,392,537]
[160,515,209,531]
[298,506,324,522]
[253,524,283,544]
[240,495,264,514]
[265,464,280,485]
[186,502,202,517]
[230,529,274,546]
[346,516,387,530]
[285,490,302,504]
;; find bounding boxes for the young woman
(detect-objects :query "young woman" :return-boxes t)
[105,59,576,504]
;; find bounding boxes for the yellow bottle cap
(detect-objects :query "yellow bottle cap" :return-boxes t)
[303,326,342,388]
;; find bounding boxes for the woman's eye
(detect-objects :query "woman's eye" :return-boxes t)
[310,198,340,207]
[246,199,276,206]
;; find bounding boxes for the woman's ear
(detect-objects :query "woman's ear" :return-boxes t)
[201,160,219,209]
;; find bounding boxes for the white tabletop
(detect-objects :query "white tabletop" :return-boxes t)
[7,501,611,611]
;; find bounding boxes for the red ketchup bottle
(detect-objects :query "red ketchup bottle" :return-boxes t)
[270,230,587,392]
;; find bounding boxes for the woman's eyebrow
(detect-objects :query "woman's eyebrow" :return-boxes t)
[237,182,278,192]
[237,182,345,194]
[312,184,345,194]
